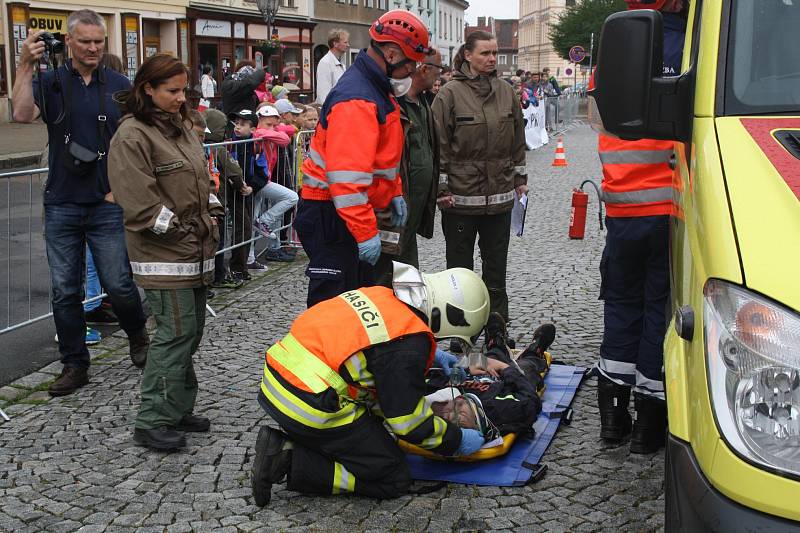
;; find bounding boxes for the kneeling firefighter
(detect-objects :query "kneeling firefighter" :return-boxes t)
[252,263,491,505]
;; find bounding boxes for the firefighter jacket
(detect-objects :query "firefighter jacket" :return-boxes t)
[596,12,685,219]
[259,286,463,456]
[300,50,404,244]
[108,112,223,289]
[431,62,527,215]
[598,135,678,217]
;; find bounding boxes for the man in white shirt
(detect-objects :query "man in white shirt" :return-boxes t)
[315,29,349,104]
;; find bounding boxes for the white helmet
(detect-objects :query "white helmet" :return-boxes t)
[392,262,490,346]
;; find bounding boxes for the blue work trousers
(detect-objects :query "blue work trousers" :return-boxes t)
[597,215,670,400]
[44,202,146,369]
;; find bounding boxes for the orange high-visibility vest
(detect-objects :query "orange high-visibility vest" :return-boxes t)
[598,134,678,217]
[265,286,435,399]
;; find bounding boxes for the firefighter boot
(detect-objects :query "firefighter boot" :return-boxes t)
[630,393,667,454]
[597,374,632,442]
[485,312,508,350]
[251,426,292,507]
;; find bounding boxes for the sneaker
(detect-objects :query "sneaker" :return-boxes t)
[247,261,269,271]
[175,413,211,433]
[133,427,187,451]
[253,222,277,240]
[129,328,150,369]
[263,249,295,263]
[84,307,118,325]
[212,275,244,289]
[231,270,252,282]
[251,426,292,507]
[48,366,89,397]
[55,327,102,345]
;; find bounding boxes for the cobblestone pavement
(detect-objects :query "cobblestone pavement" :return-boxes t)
[0,124,666,532]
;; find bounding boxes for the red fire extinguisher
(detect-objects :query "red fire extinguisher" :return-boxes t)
[569,180,603,240]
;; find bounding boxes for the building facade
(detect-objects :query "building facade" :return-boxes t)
[1,0,189,120]
[435,0,466,65]
[465,16,518,77]
[518,0,576,87]
[312,0,387,82]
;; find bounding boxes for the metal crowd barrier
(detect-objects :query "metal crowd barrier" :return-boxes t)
[544,94,582,135]
[0,130,314,337]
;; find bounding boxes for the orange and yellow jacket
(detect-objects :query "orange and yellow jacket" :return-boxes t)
[300,50,403,243]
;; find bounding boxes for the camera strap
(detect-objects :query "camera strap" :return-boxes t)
[62,64,108,159]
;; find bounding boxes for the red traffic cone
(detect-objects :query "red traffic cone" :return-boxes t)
[552,137,568,167]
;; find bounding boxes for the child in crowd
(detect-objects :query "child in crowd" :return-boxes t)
[228,109,269,277]
[300,105,319,132]
[249,103,297,263]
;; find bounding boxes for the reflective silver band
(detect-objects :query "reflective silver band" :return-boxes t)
[452,194,486,206]
[598,149,673,165]
[439,174,448,184]
[303,176,329,189]
[332,192,369,209]
[308,147,326,169]
[327,170,373,185]
[514,165,527,174]
[379,230,400,244]
[130,258,215,277]
[373,167,398,179]
[152,206,175,235]
[488,191,515,205]
[602,187,674,205]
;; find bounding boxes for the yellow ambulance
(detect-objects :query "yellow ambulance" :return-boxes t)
[592,0,800,529]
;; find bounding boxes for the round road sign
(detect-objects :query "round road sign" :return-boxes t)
[569,46,586,63]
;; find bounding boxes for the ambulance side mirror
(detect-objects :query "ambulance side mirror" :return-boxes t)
[592,10,693,143]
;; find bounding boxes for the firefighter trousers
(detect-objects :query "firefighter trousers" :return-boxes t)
[259,394,411,498]
[294,199,375,308]
[597,215,669,400]
[441,211,512,321]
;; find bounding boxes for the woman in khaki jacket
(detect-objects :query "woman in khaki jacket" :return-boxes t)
[432,30,528,330]
[108,54,223,451]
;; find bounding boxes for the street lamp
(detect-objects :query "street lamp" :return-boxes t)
[256,0,280,40]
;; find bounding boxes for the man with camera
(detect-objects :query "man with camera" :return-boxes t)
[11,9,148,396]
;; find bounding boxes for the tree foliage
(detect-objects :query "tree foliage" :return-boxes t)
[550,0,626,66]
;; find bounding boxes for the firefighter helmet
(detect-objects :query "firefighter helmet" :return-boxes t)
[369,10,434,62]
[625,0,668,9]
[392,262,490,346]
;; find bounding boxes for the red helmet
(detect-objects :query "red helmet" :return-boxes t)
[369,10,433,63]
[625,0,668,9]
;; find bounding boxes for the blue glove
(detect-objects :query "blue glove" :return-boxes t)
[456,428,485,456]
[434,348,459,377]
[390,196,408,227]
[357,234,381,265]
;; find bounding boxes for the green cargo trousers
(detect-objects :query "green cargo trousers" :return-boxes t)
[441,211,512,321]
[135,288,206,430]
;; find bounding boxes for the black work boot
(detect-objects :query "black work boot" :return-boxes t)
[517,323,557,375]
[129,328,150,369]
[133,427,187,451]
[48,366,90,397]
[630,393,667,454]
[175,413,211,433]
[252,426,292,507]
[597,374,632,442]
[484,312,508,351]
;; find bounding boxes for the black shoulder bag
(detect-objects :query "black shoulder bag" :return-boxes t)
[61,67,107,176]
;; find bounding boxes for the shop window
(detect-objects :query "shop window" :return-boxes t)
[282,47,302,86]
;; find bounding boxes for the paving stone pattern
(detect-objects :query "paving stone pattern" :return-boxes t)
[0,124,666,532]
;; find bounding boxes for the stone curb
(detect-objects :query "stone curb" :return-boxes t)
[0,151,44,171]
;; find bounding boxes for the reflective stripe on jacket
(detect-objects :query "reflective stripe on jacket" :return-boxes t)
[261,287,453,451]
[300,51,403,243]
[598,134,678,217]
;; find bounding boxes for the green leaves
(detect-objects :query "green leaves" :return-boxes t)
[549,0,627,65]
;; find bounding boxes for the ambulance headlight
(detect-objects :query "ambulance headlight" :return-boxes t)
[704,279,800,477]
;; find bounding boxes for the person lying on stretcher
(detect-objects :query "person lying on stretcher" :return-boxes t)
[427,314,556,436]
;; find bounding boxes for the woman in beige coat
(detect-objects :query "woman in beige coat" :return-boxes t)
[108,54,223,452]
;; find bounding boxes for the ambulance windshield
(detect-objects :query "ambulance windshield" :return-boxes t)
[725,0,800,115]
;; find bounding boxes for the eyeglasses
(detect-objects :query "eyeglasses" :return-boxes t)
[423,62,443,71]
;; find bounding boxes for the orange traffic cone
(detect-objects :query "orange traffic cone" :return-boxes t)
[552,137,568,167]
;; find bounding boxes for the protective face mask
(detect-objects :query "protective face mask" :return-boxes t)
[389,76,413,97]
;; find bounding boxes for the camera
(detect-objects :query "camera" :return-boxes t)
[37,32,64,55]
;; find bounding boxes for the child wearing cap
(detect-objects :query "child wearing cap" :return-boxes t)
[249,103,298,263]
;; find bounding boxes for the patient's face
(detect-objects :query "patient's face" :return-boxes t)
[432,397,477,428]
